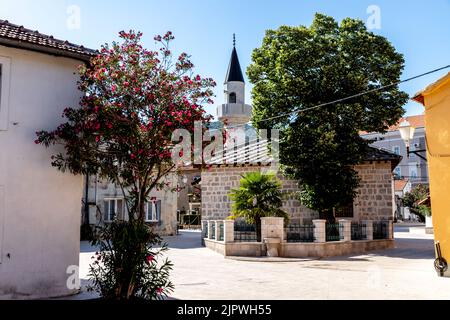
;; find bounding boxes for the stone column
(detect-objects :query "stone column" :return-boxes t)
[261,217,284,257]
[363,220,373,241]
[207,220,214,240]
[215,221,221,242]
[339,219,352,242]
[387,220,394,240]
[313,220,326,243]
[261,217,284,240]
[223,220,235,243]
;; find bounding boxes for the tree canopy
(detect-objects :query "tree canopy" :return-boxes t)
[247,13,409,219]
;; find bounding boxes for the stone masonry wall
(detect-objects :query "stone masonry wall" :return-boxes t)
[201,165,318,223]
[353,162,395,221]
[201,161,395,222]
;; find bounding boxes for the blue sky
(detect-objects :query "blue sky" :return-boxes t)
[3,0,450,118]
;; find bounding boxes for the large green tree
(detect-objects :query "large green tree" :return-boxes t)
[247,14,409,220]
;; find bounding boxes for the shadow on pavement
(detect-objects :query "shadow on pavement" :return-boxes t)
[163,231,204,250]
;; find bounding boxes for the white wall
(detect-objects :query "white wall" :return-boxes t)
[0,46,84,299]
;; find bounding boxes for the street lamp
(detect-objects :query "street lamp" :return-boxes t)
[398,120,427,161]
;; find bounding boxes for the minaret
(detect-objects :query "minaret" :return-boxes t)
[217,34,252,127]
[217,35,253,163]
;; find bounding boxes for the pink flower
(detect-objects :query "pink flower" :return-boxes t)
[146,255,154,264]
[156,288,164,295]
[111,84,117,93]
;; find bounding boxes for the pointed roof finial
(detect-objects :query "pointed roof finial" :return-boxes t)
[225,35,245,83]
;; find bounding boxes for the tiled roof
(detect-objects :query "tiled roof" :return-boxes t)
[364,146,402,170]
[387,115,425,131]
[0,20,98,62]
[360,114,425,135]
[394,179,409,192]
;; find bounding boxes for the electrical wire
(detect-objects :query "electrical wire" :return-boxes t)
[221,64,450,131]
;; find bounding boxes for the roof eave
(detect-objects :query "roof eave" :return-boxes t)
[0,38,95,63]
[412,72,450,106]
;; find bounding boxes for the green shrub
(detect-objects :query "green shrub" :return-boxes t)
[88,220,174,300]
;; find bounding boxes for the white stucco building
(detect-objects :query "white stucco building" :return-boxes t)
[0,20,96,299]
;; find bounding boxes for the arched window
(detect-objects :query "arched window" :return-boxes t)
[229,92,237,103]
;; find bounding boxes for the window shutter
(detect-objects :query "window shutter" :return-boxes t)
[157,200,162,225]
[117,199,124,220]
[103,200,109,222]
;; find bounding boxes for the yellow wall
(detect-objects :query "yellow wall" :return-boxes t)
[422,77,450,275]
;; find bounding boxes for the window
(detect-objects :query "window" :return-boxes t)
[0,57,11,131]
[229,92,237,104]
[146,199,162,222]
[409,145,416,159]
[409,164,418,179]
[103,198,124,222]
[392,146,401,156]
[394,167,401,178]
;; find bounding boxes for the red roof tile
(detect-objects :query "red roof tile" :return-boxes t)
[394,179,409,192]
[0,20,97,62]
[360,114,425,135]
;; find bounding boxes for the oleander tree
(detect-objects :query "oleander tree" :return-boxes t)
[36,30,215,221]
[35,30,216,300]
[247,13,409,221]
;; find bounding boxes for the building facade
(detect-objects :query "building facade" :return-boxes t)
[413,72,450,277]
[361,115,428,187]
[0,21,97,299]
[84,173,179,236]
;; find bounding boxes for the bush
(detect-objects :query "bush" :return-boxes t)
[88,220,174,300]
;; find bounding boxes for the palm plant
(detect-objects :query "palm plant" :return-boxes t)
[229,171,289,241]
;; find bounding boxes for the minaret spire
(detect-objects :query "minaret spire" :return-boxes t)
[225,34,245,84]
[217,33,252,127]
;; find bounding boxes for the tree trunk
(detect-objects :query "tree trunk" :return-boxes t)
[320,208,335,223]
[256,216,262,242]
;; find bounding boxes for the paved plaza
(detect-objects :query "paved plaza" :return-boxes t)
[78,224,450,300]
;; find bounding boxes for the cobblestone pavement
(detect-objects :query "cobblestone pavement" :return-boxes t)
[78,226,450,300]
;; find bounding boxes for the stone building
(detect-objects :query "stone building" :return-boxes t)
[201,153,400,223]
[200,40,401,224]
